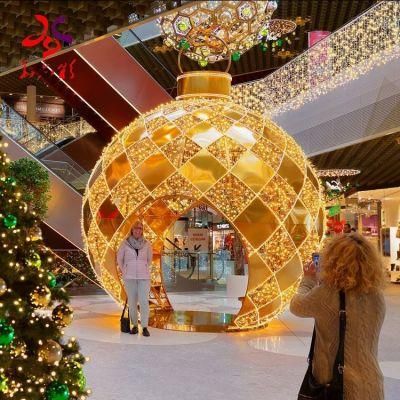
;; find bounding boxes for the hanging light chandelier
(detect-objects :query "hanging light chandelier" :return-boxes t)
[159,1,296,66]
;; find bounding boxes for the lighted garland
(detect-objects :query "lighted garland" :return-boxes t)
[232,1,400,117]
[317,169,361,178]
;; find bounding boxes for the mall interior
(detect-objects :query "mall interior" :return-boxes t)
[0,1,400,399]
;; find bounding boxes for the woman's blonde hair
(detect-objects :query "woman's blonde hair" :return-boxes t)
[130,220,144,235]
[321,233,386,293]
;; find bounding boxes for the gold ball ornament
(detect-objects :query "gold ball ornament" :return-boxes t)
[26,251,41,268]
[0,278,6,297]
[20,201,28,213]
[82,71,325,330]
[30,285,51,308]
[10,338,27,358]
[52,304,74,327]
[38,339,63,364]
[29,226,43,241]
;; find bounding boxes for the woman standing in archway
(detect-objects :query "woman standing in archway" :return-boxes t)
[117,220,153,337]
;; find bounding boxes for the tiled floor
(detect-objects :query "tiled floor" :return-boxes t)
[66,285,400,400]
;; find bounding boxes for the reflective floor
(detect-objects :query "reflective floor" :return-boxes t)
[66,286,400,400]
[149,310,235,332]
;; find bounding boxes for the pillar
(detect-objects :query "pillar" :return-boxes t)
[26,85,37,122]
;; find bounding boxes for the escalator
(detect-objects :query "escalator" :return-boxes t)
[0,99,85,250]
[0,98,105,290]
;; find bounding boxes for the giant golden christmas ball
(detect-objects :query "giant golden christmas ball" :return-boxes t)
[82,71,324,330]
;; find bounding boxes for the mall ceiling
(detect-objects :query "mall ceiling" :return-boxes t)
[0,0,375,97]
[0,0,180,71]
[311,132,400,191]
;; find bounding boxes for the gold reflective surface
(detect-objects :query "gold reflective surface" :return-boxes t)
[180,148,226,192]
[135,153,175,192]
[187,121,222,148]
[246,253,273,292]
[123,121,147,147]
[277,155,305,193]
[83,93,325,331]
[275,254,303,292]
[231,151,274,193]
[176,71,232,100]
[226,123,257,148]
[149,310,235,333]
[152,122,181,147]
[105,153,131,190]
[234,198,278,248]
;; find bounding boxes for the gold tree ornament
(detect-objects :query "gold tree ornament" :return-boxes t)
[29,285,51,308]
[29,226,43,241]
[52,304,74,327]
[38,339,63,364]
[0,277,6,297]
[83,69,325,330]
[10,339,27,358]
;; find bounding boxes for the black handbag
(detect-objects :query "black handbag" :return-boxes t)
[298,291,346,400]
[120,301,130,333]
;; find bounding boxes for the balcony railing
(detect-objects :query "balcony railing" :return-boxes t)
[0,99,90,193]
[34,117,95,145]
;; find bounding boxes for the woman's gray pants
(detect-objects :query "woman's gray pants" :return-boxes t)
[123,279,151,328]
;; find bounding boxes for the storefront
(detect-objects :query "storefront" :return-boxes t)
[346,189,400,282]
[162,206,246,290]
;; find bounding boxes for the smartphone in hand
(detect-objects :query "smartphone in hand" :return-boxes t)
[312,252,320,272]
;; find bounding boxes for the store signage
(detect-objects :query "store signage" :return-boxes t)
[308,31,331,87]
[19,14,76,81]
[216,223,230,230]
[197,203,208,211]
[187,228,209,252]
[13,101,65,118]
[308,31,330,47]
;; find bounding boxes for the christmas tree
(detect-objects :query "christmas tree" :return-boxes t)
[0,139,90,400]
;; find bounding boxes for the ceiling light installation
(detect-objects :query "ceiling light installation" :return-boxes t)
[159,1,296,67]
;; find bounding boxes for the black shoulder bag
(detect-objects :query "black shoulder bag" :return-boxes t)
[298,291,346,400]
[120,300,130,333]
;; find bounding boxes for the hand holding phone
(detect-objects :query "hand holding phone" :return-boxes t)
[312,252,320,272]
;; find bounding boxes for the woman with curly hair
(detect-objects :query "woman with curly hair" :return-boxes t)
[291,233,386,400]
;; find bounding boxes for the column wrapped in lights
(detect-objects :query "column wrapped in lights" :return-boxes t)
[82,63,325,330]
[232,1,400,117]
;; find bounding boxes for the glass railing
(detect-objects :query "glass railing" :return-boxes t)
[232,1,400,117]
[34,117,95,145]
[116,24,177,94]
[161,249,235,289]
[0,99,90,193]
[51,249,101,288]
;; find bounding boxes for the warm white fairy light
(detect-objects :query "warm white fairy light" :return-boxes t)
[317,169,361,177]
[232,1,400,117]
